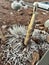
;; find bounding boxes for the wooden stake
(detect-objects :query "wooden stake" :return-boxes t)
[24,4,37,46]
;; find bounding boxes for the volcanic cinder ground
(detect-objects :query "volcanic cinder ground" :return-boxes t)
[0,0,49,26]
[0,0,49,65]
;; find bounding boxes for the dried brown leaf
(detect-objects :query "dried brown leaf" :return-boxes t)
[32,52,39,65]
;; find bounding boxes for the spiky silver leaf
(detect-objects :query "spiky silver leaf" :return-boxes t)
[1,25,49,65]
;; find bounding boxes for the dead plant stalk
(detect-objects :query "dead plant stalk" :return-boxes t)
[24,5,37,45]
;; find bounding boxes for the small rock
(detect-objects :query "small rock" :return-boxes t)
[10,12,13,15]
[2,25,7,29]
[39,26,44,30]
[11,1,22,10]
[44,19,49,29]
[42,12,46,15]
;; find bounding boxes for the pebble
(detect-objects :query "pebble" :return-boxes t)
[39,26,44,30]
[11,1,22,10]
[42,12,46,15]
[2,25,7,29]
[10,12,13,15]
[11,0,29,10]
[44,19,49,29]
